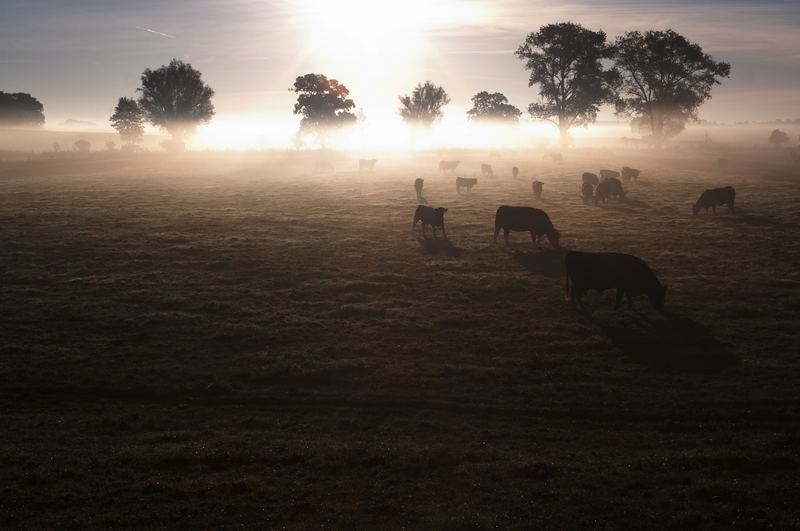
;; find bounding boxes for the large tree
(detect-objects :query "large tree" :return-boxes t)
[398,81,450,127]
[466,92,522,123]
[137,59,215,143]
[109,97,145,146]
[515,22,618,147]
[0,91,45,127]
[291,73,357,135]
[613,30,730,148]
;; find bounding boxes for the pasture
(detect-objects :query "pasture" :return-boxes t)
[2,148,800,528]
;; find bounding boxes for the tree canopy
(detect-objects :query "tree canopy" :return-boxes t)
[516,22,618,146]
[613,30,730,147]
[0,91,45,127]
[769,129,790,148]
[398,81,450,127]
[466,92,522,123]
[291,73,357,134]
[137,59,215,141]
[110,97,145,145]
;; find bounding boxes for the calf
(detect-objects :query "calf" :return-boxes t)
[621,166,640,183]
[439,160,460,174]
[532,180,544,199]
[600,169,621,180]
[481,164,494,177]
[693,186,735,215]
[512,166,519,178]
[582,182,595,203]
[412,205,448,239]
[595,177,625,204]
[493,206,560,248]
[565,251,667,310]
[582,172,600,186]
[359,158,377,171]
[456,177,478,193]
[414,178,424,201]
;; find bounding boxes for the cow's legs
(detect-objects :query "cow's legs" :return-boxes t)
[712,205,717,214]
[432,226,438,239]
[441,225,448,240]
[493,225,500,243]
[615,289,624,310]
[504,229,510,246]
[422,223,428,239]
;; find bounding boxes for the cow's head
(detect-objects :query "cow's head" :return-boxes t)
[435,207,447,221]
[548,228,561,248]
[651,284,667,311]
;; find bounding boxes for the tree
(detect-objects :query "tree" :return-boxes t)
[398,81,450,127]
[137,59,215,143]
[769,129,789,148]
[613,30,730,148]
[73,139,91,154]
[466,92,522,123]
[0,91,45,127]
[515,23,618,147]
[110,97,145,146]
[291,73,357,135]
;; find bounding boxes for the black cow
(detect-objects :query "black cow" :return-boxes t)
[439,160,460,173]
[412,205,448,239]
[565,251,667,310]
[414,178,424,201]
[532,180,543,199]
[493,206,560,248]
[595,177,625,204]
[582,172,600,186]
[512,166,519,178]
[693,186,735,215]
[456,177,478,192]
[481,164,494,177]
[622,166,640,183]
[582,182,594,203]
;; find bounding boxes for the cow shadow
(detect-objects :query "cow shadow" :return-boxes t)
[596,311,739,374]
[508,246,566,277]
[416,236,462,257]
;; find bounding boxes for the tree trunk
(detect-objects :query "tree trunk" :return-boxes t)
[558,118,570,149]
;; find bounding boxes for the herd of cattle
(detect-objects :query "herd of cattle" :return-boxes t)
[407,159,736,311]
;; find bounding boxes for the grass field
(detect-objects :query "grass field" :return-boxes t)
[2,148,800,528]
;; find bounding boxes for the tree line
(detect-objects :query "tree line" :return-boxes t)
[1,23,736,150]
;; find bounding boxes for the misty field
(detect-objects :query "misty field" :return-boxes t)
[2,148,800,528]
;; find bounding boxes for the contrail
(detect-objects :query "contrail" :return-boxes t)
[135,26,176,39]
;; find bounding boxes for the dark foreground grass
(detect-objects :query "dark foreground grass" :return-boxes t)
[2,149,800,528]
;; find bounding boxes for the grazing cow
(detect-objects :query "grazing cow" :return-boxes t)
[414,178,424,201]
[595,177,625,204]
[439,160,460,174]
[565,251,667,311]
[359,158,377,171]
[600,169,621,180]
[412,205,448,239]
[582,182,595,203]
[532,180,544,199]
[622,166,640,183]
[456,177,478,193]
[693,186,735,215]
[512,166,520,178]
[493,206,560,248]
[582,172,600,186]
[481,164,494,177]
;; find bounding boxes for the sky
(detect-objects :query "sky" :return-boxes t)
[0,0,798,147]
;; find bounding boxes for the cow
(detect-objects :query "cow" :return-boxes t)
[582,182,595,203]
[359,158,377,171]
[582,172,600,186]
[565,251,667,311]
[456,177,478,193]
[621,166,640,183]
[532,180,544,199]
[493,206,560,248]
[600,169,621,180]
[481,164,494,177]
[414,178,424,201]
[595,177,625,204]
[512,166,520,178]
[693,186,735,215]
[439,160,460,174]
[412,205,448,239]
